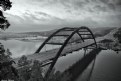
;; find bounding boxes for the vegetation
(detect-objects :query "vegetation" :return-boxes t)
[114,27,121,43]
[99,39,114,49]
[0,0,12,30]
[17,56,44,81]
[0,43,19,80]
[100,39,113,43]
[0,0,19,80]
[17,55,65,81]
[17,55,32,67]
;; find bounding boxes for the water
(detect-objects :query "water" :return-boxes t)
[0,39,59,58]
[76,50,121,81]
[0,39,41,58]
[0,39,121,81]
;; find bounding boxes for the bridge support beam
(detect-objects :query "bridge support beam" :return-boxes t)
[44,26,97,80]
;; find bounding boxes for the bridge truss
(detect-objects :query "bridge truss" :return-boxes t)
[35,26,97,80]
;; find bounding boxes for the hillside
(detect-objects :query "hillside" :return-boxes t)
[97,27,121,52]
[0,27,116,40]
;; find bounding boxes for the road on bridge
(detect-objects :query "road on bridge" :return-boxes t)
[14,38,102,67]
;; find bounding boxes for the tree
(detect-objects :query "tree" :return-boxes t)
[17,55,32,67]
[29,60,44,81]
[0,43,19,80]
[17,56,44,81]
[17,56,31,81]
[0,0,12,30]
[17,55,32,81]
[0,0,18,80]
[18,65,31,81]
[114,27,121,43]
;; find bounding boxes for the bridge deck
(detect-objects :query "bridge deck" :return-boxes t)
[23,39,96,62]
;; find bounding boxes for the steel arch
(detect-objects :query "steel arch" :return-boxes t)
[78,26,97,48]
[44,26,97,80]
[35,27,84,53]
[35,27,68,53]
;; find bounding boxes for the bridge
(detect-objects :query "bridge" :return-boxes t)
[16,26,102,81]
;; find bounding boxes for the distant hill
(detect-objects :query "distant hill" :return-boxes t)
[0,27,116,40]
[91,27,116,37]
[38,27,116,37]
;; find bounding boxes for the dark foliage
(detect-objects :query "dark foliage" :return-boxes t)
[0,0,12,11]
[100,39,113,43]
[114,27,121,43]
[0,0,12,30]
[0,0,18,80]
[0,43,18,80]
[17,55,32,67]
[17,56,44,81]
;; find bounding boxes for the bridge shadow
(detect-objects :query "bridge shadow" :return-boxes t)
[60,48,102,81]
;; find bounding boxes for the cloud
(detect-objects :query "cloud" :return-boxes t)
[4,13,24,25]
[3,0,121,32]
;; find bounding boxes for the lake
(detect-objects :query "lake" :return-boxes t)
[0,39,59,58]
[0,39,121,81]
[76,50,121,81]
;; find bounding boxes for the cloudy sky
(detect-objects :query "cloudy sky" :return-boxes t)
[3,0,121,32]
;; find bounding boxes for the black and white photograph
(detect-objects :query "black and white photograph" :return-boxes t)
[0,0,121,81]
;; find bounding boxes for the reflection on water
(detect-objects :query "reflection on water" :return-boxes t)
[90,50,121,81]
[55,50,86,72]
[76,50,121,81]
[0,39,121,81]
